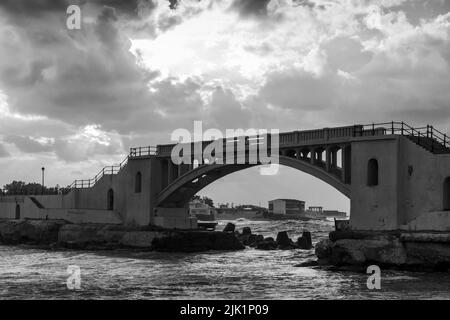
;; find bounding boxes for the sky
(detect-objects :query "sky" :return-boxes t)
[0,0,450,212]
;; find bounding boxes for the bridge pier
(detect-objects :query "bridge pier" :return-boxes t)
[342,145,351,184]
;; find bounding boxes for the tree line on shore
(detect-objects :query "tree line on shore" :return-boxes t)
[1,181,70,195]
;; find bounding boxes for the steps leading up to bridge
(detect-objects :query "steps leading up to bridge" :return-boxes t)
[362,122,450,155]
[406,135,450,154]
[29,197,44,209]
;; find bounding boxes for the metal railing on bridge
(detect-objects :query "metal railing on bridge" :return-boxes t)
[360,121,450,153]
[130,146,158,157]
[69,146,157,190]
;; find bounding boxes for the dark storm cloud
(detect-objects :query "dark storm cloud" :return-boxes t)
[0,0,70,16]
[168,0,180,10]
[231,0,271,17]
[0,0,158,21]
[0,4,165,134]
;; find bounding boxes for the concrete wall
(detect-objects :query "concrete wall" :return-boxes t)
[0,155,196,228]
[0,197,23,219]
[350,136,400,230]
[350,135,450,231]
[68,157,154,226]
[397,137,450,229]
[402,211,450,232]
[0,196,121,224]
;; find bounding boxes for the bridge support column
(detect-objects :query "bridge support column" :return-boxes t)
[326,148,332,172]
[341,145,351,184]
[310,148,316,165]
[168,161,173,184]
[168,161,179,184]
[295,149,302,160]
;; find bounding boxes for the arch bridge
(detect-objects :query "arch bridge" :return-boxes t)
[143,121,450,231]
[2,121,449,232]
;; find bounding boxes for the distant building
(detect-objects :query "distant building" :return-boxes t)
[306,206,347,218]
[189,200,216,221]
[308,206,323,213]
[216,204,267,219]
[268,199,305,215]
[323,210,347,218]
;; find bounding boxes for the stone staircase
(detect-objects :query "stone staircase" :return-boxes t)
[406,135,450,154]
[29,197,45,209]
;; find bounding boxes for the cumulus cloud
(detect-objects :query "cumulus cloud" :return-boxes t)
[4,135,53,154]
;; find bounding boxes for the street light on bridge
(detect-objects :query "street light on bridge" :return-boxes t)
[41,167,45,195]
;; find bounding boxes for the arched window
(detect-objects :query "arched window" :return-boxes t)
[443,177,450,211]
[107,189,114,210]
[15,204,20,220]
[135,172,142,193]
[367,158,379,186]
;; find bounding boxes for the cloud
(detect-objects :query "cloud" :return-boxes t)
[0,143,9,158]
[231,0,271,17]
[4,135,53,153]
[0,4,164,134]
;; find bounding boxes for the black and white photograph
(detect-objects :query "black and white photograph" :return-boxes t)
[0,0,449,307]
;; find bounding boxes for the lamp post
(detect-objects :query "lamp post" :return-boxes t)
[41,167,45,195]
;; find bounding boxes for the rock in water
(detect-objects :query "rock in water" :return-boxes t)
[297,231,313,250]
[276,231,294,249]
[256,238,278,250]
[242,227,252,235]
[248,234,264,247]
[315,239,332,262]
[151,231,245,252]
[223,223,235,233]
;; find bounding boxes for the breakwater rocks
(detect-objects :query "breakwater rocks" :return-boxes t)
[0,219,244,252]
[225,223,313,251]
[315,230,450,271]
[152,231,245,252]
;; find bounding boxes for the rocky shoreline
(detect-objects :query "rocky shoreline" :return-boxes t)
[0,219,245,252]
[0,219,315,253]
[315,230,450,272]
[225,223,313,250]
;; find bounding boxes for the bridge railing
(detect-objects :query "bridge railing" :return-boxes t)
[130,146,158,157]
[281,125,363,146]
[69,146,157,190]
[361,121,449,152]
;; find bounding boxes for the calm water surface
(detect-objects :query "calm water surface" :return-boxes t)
[1,219,449,299]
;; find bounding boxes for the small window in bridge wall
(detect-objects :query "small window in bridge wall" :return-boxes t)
[443,177,450,211]
[107,189,114,210]
[135,172,142,193]
[15,204,20,220]
[367,158,379,186]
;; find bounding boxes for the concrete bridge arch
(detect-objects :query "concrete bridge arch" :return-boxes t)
[156,155,351,208]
